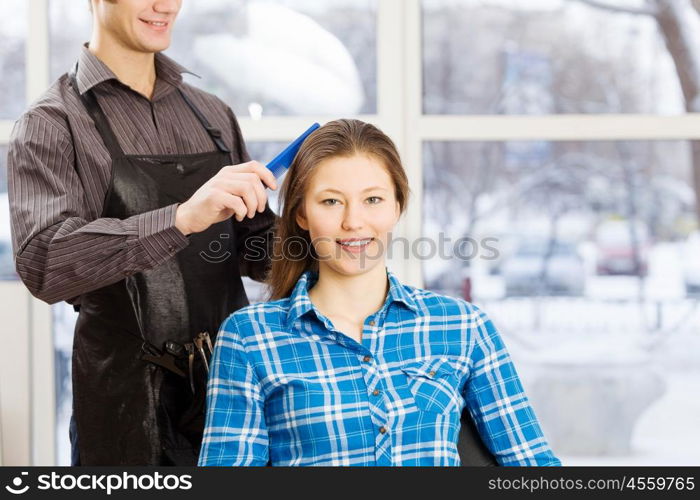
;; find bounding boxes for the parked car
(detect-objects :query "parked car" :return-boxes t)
[502,237,585,297]
[595,220,649,276]
[424,265,470,300]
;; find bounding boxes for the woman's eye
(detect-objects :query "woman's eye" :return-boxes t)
[322,199,340,206]
[367,197,383,205]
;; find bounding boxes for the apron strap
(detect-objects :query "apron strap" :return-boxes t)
[69,64,126,159]
[177,88,231,155]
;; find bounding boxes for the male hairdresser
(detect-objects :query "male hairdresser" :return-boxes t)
[8,0,276,465]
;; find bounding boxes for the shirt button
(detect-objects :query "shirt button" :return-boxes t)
[379,426,387,435]
[168,245,175,252]
[363,355,372,363]
[372,389,381,397]
[369,320,376,326]
[428,371,436,377]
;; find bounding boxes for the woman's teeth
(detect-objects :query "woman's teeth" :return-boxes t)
[339,239,372,247]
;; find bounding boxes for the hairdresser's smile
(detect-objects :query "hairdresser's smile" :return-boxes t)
[139,18,170,31]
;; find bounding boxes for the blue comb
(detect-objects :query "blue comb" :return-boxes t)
[266,123,321,179]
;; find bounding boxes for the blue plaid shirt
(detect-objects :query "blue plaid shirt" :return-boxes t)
[199,270,560,466]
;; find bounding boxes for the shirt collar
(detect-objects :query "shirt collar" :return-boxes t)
[285,271,317,328]
[73,44,197,95]
[285,269,418,328]
[386,270,419,313]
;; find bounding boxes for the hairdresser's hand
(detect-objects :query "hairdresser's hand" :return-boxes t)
[175,161,278,236]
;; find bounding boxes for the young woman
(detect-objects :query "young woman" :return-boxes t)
[199,119,560,466]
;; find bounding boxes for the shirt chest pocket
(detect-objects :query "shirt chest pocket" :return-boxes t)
[401,358,461,414]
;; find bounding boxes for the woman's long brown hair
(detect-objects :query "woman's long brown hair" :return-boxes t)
[266,119,410,300]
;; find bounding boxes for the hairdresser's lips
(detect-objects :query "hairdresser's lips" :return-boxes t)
[336,238,375,254]
[140,19,171,33]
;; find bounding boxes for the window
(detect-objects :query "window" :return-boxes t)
[53,303,77,466]
[172,0,377,117]
[48,0,91,81]
[423,139,696,299]
[420,1,700,460]
[0,145,18,281]
[422,139,699,462]
[422,0,688,115]
[0,0,27,120]
[3,0,696,467]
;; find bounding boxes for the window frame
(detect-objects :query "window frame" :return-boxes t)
[1,0,699,465]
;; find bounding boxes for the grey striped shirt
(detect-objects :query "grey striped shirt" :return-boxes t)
[8,46,274,305]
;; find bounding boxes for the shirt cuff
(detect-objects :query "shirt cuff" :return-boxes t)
[137,204,190,264]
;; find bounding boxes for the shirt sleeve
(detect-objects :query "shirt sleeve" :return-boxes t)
[8,112,190,305]
[199,316,269,466]
[462,304,561,466]
[226,106,278,282]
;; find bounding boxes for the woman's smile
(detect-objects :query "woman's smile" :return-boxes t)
[336,237,375,254]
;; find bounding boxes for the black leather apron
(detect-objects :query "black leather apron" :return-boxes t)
[70,74,249,465]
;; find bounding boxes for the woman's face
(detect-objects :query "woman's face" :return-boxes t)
[296,153,401,278]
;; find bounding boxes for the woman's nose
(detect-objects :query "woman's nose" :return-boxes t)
[341,203,365,232]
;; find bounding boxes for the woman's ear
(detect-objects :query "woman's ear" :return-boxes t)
[296,206,309,231]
